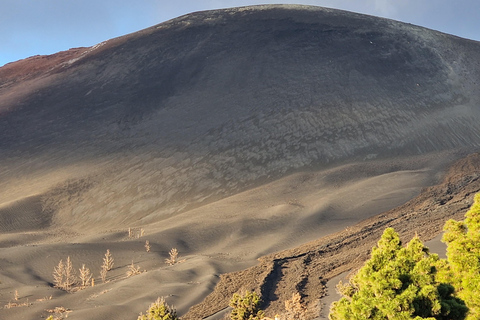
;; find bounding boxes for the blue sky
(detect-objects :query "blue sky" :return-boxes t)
[1,0,479,67]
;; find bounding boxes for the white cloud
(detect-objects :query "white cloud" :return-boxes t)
[372,0,398,16]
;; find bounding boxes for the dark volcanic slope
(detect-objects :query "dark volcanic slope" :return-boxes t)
[1,5,480,229]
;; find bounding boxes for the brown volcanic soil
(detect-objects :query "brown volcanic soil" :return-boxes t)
[0,47,86,85]
[184,153,480,319]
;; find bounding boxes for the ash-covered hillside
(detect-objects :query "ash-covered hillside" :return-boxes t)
[1,4,480,231]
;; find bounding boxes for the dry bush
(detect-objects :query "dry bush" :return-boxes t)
[145,240,151,252]
[87,289,111,301]
[100,249,114,283]
[46,306,72,319]
[128,227,146,238]
[103,249,114,271]
[3,290,28,309]
[53,259,65,289]
[78,264,92,287]
[126,261,142,277]
[36,296,53,302]
[284,292,307,320]
[165,248,178,265]
[4,299,30,309]
[128,227,134,238]
[53,256,76,291]
[100,265,108,283]
[64,256,76,290]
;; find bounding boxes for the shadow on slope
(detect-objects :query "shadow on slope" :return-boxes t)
[0,196,52,232]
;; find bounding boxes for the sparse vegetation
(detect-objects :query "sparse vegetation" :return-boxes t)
[100,249,114,283]
[53,259,65,289]
[128,227,146,239]
[128,227,134,238]
[34,195,480,320]
[229,291,265,320]
[100,265,108,283]
[165,248,179,265]
[4,298,30,309]
[78,264,92,288]
[53,256,76,291]
[103,249,114,271]
[137,297,179,320]
[36,296,53,302]
[45,306,72,319]
[284,292,307,320]
[126,261,142,277]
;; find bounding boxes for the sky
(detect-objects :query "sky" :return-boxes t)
[1,0,479,67]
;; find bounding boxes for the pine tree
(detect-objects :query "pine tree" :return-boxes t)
[442,193,480,320]
[78,264,92,287]
[64,256,76,290]
[53,259,65,289]
[103,249,114,271]
[165,248,178,265]
[137,297,179,320]
[329,228,467,320]
[100,249,114,283]
[229,291,265,320]
[53,256,77,291]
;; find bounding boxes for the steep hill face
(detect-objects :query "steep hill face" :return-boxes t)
[1,5,480,231]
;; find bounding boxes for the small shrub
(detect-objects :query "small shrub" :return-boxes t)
[100,249,114,283]
[53,259,65,289]
[53,256,76,291]
[284,292,306,320]
[145,240,151,252]
[100,265,108,283]
[46,306,72,319]
[78,264,92,288]
[127,261,142,277]
[165,248,178,265]
[137,297,179,320]
[103,249,114,271]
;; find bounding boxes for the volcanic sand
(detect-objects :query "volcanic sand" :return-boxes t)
[0,151,460,320]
